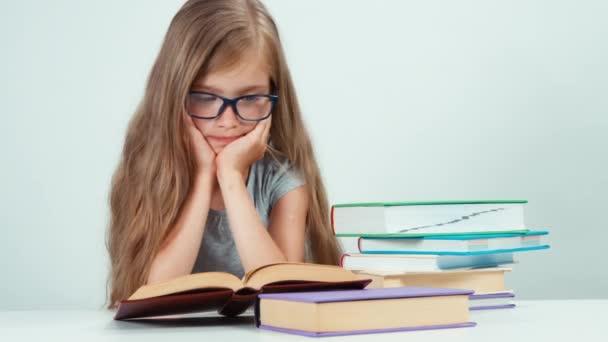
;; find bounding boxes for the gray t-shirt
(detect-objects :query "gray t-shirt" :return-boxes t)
[191,153,306,278]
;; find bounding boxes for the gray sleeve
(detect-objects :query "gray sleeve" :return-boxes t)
[268,161,306,210]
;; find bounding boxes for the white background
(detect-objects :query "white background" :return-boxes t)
[1,0,606,309]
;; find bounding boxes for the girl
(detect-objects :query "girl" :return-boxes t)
[106,0,342,308]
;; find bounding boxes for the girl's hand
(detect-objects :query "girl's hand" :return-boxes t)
[185,115,217,176]
[216,116,272,180]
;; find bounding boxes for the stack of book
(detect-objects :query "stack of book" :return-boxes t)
[333,200,550,311]
[113,263,477,336]
[110,199,550,337]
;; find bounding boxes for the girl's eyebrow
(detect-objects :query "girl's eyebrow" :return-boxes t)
[193,84,269,94]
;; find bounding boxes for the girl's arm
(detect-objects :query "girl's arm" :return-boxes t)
[147,172,214,284]
[218,169,308,273]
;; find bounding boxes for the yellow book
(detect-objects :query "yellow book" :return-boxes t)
[356,267,511,294]
[257,287,476,336]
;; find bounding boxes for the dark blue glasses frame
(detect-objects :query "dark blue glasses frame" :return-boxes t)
[186,91,279,122]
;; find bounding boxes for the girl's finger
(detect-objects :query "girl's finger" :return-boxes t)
[259,116,272,142]
[247,117,266,141]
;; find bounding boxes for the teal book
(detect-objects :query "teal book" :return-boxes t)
[331,200,529,237]
[358,231,549,254]
[360,245,550,256]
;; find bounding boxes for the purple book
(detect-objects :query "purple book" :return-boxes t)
[470,292,516,311]
[255,287,477,337]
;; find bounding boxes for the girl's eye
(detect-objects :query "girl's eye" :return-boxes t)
[196,95,217,102]
[242,95,260,102]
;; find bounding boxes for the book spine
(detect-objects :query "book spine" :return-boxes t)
[339,253,350,267]
[330,205,336,235]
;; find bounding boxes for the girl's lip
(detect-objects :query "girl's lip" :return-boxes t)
[208,135,241,143]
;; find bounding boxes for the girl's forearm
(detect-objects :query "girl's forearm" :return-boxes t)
[218,169,287,272]
[147,172,214,284]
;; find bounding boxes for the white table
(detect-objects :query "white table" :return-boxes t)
[1,300,606,341]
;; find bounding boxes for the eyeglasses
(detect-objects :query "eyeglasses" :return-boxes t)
[186,91,278,122]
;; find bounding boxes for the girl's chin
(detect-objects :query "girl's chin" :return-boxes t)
[210,145,224,154]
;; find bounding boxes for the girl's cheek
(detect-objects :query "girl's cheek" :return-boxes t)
[193,120,209,133]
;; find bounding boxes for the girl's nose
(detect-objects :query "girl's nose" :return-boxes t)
[216,104,239,127]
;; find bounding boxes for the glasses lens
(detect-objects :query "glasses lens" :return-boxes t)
[187,93,222,118]
[237,95,272,120]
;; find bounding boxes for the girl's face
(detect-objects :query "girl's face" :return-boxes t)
[189,53,272,154]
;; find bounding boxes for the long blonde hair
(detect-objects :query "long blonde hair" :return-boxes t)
[106,0,341,309]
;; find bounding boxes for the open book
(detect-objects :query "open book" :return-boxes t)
[114,263,371,320]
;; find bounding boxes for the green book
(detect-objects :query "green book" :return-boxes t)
[331,200,529,237]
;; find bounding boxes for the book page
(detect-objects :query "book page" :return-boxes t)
[243,263,360,289]
[128,272,242,300]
